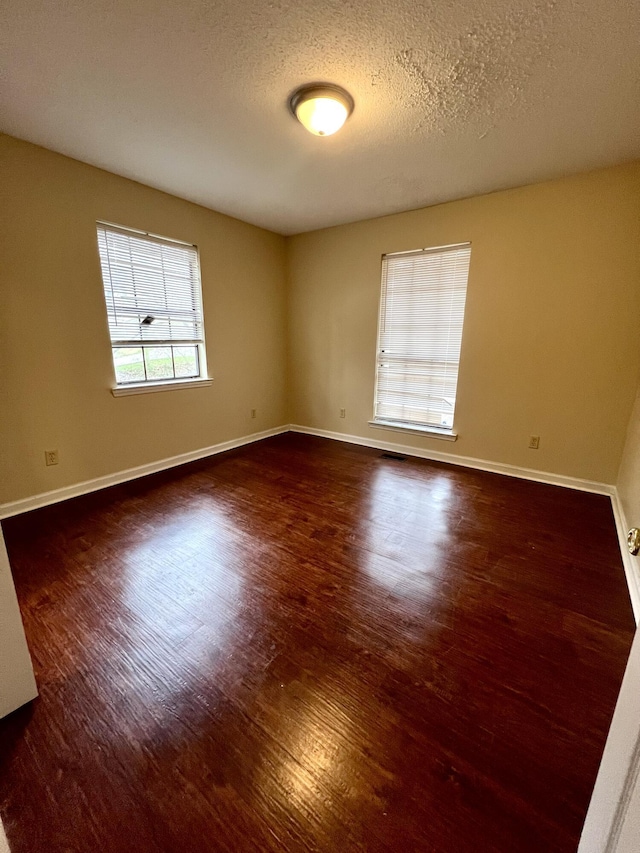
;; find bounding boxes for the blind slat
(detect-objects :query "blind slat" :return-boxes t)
[97,224,205,346]
[375,244,471,429]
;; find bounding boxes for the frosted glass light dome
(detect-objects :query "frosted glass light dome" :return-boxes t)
[289,85,354,137]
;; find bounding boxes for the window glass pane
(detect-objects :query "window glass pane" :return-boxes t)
[374,245,471,429]
[143,346,175,381]
[113,347,145,384]
[97,223,209,388]
[173,346,199,378]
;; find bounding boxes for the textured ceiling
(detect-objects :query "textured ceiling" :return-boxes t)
[1,0,639,234]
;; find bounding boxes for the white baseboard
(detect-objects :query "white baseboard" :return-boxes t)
[0,425,289,520]
[289,424,615,495]
[610,491,640,624]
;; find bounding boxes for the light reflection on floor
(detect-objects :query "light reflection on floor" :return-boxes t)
[116,501,246,708]
[254,675,368,828]
[358,465,455,591]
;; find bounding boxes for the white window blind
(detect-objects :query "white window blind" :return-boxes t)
[97,223,203,346]
[374,243,471,431]
[96,222,207,386]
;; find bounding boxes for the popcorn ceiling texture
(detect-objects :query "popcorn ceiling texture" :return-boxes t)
[1,0,638,233]
[391,1,558,135]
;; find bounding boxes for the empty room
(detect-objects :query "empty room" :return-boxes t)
[1,0,640,851]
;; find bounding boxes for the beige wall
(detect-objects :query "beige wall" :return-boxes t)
[594,373,640,851]
[0,135,288,505]
[2,134,640,505]
[287,163,640,484]
[618,385,640,531]
[616,382,640,617]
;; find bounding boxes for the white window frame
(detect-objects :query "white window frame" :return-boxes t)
[96,222,211,396]
[371,242,471,439]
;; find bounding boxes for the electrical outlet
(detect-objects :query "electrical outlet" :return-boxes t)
[529,435,540,450]
[339,408,346,418]
[251,409,256,419]
[45,449,59,466]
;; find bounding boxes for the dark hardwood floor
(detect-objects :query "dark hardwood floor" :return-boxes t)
[0,433,635,852]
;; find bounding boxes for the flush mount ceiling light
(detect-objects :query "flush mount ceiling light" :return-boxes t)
[289,84,354,137]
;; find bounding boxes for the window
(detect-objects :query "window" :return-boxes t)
[96,222,207,389]
[373,243,471,434]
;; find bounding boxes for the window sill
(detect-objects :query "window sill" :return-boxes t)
[111,378,213,397]
[368,419,458,441]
